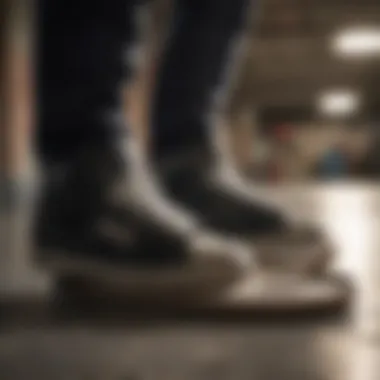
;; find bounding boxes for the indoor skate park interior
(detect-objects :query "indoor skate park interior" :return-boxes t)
[2,0,380,379]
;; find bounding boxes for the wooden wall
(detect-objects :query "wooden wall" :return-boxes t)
[0,0,12,179]
[0,0,31,181]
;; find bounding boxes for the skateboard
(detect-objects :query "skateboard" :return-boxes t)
[51,265,352,319]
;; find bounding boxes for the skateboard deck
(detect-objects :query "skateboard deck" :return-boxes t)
[55,270,352,318]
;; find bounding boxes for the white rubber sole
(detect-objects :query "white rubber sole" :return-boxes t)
[253,238,332,275]
[37,249,244,295]
[219,271,351,311]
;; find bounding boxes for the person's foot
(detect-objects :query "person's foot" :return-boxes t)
[158,149,332,275]
[33,139,254,292]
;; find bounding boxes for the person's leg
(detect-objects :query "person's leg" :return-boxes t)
[150,0,330,273]
[151,0,250,158]
[36,0,137,165]
[34,0,251,280]
[151,0,282,229]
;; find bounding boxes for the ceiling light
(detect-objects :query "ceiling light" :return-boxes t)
[317,90,361,117]
[333,27,380,57]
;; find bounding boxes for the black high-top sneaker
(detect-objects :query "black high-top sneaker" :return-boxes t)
[33,138,254,292]
[158,147,332,275]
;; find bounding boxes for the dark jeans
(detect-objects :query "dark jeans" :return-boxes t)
[36,0,251,164]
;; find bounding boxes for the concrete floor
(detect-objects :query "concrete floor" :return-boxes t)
[0,182,380,379]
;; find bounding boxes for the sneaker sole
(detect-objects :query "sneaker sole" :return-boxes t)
[36,249,244,295]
